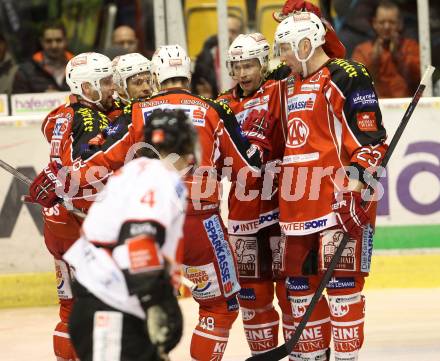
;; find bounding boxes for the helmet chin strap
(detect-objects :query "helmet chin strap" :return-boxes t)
[118,79,131,104]
[81,82,106,110]
[293,44,316,78]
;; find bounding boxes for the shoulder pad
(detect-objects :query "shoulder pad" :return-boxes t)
[217,88,234,98]
[73,106,110,133]
[123,101,132,115]
[198,95,234,116]
[327,58,372,88]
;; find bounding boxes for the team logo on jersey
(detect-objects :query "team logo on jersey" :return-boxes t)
[286,117,309,148]
[53,117,68,138]
[236,104,268,126]
[287,93,316,112]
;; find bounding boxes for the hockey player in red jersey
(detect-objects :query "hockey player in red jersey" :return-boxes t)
[31,52,115,361]
[217,33,294,355]
[274,12,387,360]
[29,51,155,361]
[64,109,196,361]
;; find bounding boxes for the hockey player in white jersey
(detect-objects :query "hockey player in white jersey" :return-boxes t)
[64,109,198,361]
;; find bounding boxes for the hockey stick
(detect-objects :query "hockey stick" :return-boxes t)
[247,65,436,361]
[0,159,87,218]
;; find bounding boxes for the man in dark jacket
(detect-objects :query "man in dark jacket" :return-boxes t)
[12,21,73,93]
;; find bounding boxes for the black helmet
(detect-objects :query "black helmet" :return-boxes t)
[142,109,198,160]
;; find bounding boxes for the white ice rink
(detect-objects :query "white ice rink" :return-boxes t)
[1,288,440,361]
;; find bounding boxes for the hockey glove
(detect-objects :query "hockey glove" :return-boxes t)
[273,0,346,59]
[242,109,275,161]
[332,191,369,239]
[146,282,183,355]
[25,161,64,208]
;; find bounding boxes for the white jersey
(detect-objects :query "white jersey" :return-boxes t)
[64,158,187,318]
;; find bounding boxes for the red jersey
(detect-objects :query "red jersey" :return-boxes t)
[217,78,286,235]
[279,59,387,235]
[66,88,261,212]
[41,96,112,237]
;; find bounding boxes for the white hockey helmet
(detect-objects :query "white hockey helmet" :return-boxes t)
[226,33,270,75]
[112,53,151,101]
[274,11,326,76]
[66,52,113,104]
[151,45,191,84]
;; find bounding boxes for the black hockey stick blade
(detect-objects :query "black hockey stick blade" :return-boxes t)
[246,65,435,361]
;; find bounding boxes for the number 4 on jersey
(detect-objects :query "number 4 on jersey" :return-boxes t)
[141,190,155,207]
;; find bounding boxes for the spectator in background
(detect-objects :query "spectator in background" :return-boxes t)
[320,0,378,57]
[12,21,73,93]
[352,1,420,98]
[191,13,244,98]
[0,33,18,95]
[112,25,138,53]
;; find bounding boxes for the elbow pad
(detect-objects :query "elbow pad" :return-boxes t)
[113,219,169,307]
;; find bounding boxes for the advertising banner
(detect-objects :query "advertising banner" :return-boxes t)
[10,92,70,116]
[375,98,440,249]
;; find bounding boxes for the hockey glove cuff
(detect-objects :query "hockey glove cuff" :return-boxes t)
[332,191,369,239]
[146,282,183,354]
[25,161,64,208]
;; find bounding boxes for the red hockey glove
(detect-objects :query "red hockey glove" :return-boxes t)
[25,161,63,208]
[241,109,275,161]
[273,0,346,59]
[321,18,346,59]
[332,191,369,239]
